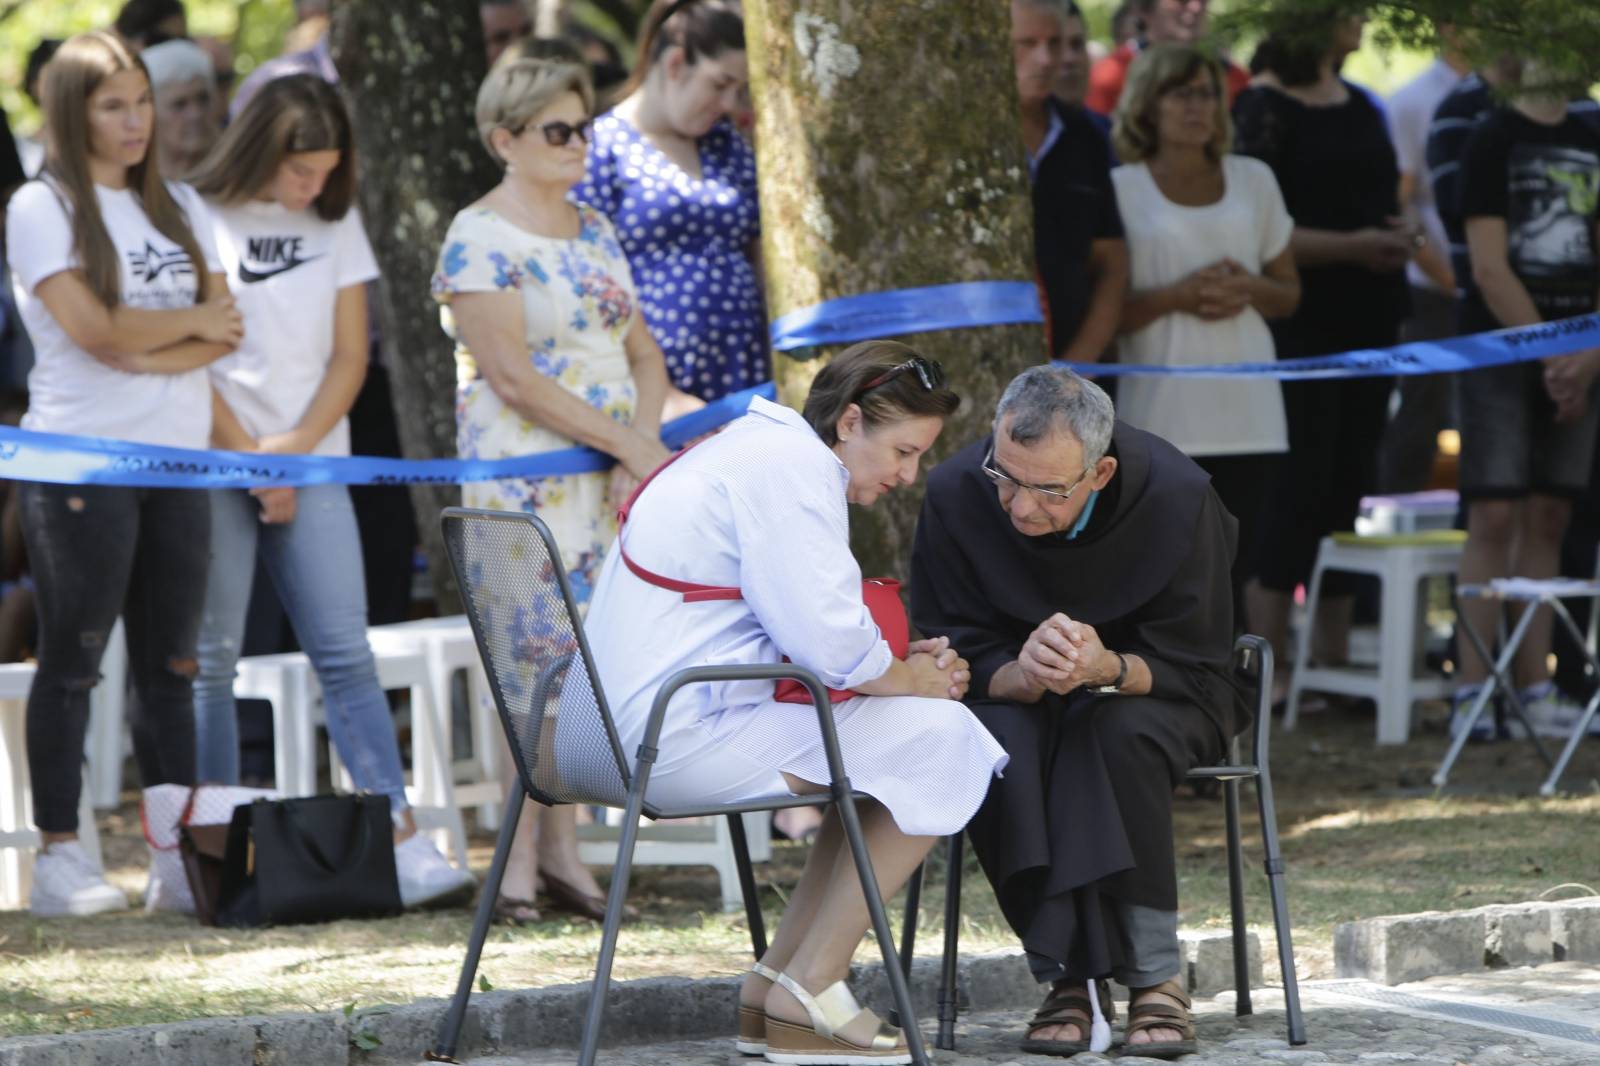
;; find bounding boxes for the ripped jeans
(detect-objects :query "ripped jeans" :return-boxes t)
[18,482,209,833]
[192,485,406,809]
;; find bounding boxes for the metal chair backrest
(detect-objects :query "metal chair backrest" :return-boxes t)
[1232,635,1275,770]
[442,508,630,808]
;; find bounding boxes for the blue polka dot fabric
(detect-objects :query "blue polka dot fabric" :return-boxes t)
[575,114,770,401]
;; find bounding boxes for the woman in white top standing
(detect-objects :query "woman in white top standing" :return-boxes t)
[586,341,1008,1064]
[4,31,239,917]
[1110,44,1301,631]
[188,74,473,909]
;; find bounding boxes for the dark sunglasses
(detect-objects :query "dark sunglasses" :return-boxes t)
[511,119,592,147]
[856,356,947,397]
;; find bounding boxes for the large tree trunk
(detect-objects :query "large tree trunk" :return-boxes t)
[332,3,499,612]
[745,1,1043,578]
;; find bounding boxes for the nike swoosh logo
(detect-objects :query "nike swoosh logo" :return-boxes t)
[238,253,323,283]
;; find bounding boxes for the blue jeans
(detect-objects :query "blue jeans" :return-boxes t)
[193,484,407,810]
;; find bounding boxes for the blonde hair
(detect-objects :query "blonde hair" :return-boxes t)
[40,31,206,308]
[474,56,593,166]
[1112,43,1233,164]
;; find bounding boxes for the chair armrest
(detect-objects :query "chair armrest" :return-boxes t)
[644,664,850,787]
[1233,634,1275,776]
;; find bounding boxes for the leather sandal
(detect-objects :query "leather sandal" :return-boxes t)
[762,970,911,1064]
[736,961,781,1055]
[491,896,541,925]
[540,871,638,922]
[1020,979,1116,1057]
[1120,978,1198,1059]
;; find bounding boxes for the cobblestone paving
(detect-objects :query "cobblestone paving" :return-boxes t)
[458,964,1600,1066]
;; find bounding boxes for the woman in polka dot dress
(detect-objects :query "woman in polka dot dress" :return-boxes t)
[574,0,767,406]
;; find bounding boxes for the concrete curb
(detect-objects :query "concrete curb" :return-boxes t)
[0,932,1270,1065]
[1334,896,1600,985]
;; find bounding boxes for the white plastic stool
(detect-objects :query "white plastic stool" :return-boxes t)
[367,617,500,830]
[1285,530,1465,744]
[1,662,103,909]
[233,652,318,797]
[576,811,772,913]
[85,618,127,809]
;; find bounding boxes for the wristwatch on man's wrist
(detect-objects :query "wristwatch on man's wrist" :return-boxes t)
[1090,652,1127,695]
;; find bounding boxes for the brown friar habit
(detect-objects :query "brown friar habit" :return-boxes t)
[910,423,1247,981]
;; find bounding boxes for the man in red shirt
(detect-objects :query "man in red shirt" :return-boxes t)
[1086,0,1249,115]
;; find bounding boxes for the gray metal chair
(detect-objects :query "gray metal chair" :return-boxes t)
[896,634,1307,1051]
[426,508,930,1065]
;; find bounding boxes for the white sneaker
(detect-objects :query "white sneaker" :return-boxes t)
[1519,684,1600,738]
[394,834,474,909]
[1448,685,1497,742]
[30,841,128,918]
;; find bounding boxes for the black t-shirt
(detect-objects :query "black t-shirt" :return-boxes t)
[1033,98,1123,358]
[1233,83,1410,351]
[1457,107,1600,330]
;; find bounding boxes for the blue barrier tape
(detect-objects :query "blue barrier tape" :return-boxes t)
[1060,312,1600,380]
[770,280,1044,352]
[0,382,776,489]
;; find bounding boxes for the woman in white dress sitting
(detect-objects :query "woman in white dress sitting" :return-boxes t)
[586,340,1009,1065]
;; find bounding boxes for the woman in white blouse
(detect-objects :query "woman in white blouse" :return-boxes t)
[1110,44,1301,634]
[586,341,1007,1065]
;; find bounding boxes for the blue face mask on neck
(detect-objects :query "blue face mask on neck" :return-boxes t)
[1064,488,1100,540]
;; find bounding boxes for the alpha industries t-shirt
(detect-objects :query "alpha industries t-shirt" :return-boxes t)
[5,179,221,448]
[204,198,379,456]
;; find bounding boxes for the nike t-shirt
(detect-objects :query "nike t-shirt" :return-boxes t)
[204,199,379,456]
[5,179,222,448]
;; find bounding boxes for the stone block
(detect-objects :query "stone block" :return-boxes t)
[1182,929,1263,994]
[1483,904,1554,968]
[248,1011,347,1066]
[353,997,481,1065]
[1334,910,1487,984]
[1550,897,1600,962]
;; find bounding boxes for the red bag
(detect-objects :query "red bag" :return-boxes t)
[617,448,908,705]
[772,578,909,704]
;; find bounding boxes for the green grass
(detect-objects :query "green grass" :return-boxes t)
[1,700,1595,1038]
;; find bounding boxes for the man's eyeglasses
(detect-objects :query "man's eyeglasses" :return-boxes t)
[510,119,593,147]
[856,357,946,397]
[981,444,1090,505]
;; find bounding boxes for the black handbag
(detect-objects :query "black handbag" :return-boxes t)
[215,793,403,927]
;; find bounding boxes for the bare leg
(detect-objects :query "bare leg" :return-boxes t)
[1311,595,1354,666]
[534,802,605,899]
[1510,494,1571,688]
[764,798,934,1046]
[1456,500,1519,685]
[1246,580,1291,702]
[739,803,847,1012]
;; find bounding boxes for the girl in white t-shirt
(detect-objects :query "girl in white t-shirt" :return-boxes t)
[4,31,240,918]
[1110,44,1302,640]
[187,74,471,908]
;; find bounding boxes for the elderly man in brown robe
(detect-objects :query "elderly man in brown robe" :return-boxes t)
[911,365,1246,1060]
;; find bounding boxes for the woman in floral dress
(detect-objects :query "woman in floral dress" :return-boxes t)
[431,54,669,923]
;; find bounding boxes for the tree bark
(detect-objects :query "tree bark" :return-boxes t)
[744,0,1043,579]
[332,2,500,611]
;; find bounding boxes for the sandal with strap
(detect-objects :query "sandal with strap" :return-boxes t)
[735,962,781,1056]
[1020,979,1116,1057]
[762,970,911,1065]
[1120,978,1198,1060]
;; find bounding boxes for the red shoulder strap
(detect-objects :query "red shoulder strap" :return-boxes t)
[616,442,744,603]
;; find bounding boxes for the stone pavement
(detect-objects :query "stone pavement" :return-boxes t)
[458,963,1600,1066]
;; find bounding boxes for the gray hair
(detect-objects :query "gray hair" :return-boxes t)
[994,365,1115,463]
[140,39,213,91]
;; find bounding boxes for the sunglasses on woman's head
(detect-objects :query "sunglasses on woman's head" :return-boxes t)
[856,356,947,397]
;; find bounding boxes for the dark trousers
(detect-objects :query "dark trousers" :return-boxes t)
[18,482,208,832]
[1255,376,1394,597]
[1195,451,1280,631]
